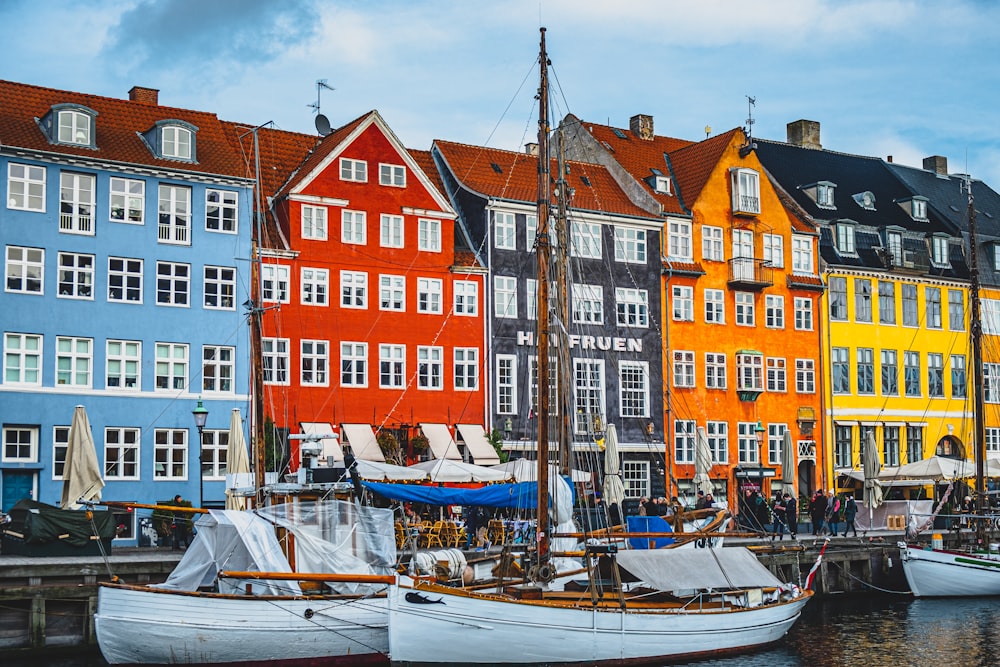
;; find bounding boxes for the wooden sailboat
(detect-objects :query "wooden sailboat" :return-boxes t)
[385,28,811,666]
[899,176,1000,597]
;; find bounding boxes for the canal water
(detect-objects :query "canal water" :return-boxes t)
[13,594,1000,666]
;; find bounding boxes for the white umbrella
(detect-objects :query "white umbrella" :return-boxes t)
[693,426,714,495]
[410,458,513,483]
[602,423,626,509]
[355,459,429,481]
[781,430,796,492]
[890,455,987,481]
[225,408,251,510]
[60,405,104,509]
[489,458,591,483]
[863,430,884,511]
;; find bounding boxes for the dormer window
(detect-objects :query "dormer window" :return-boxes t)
[852,191,876,211]
[162,126,191,160]
[897,196,929,221]
[835,221,856,255]
[800,181,836,209]
[143,120,197,161]
[930,234,950,267]
[648,168,672,195]
[58,109,92,145]
[882,227,904,266]
[731,168,760,215]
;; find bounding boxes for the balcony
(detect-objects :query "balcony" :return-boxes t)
[727,258,773,290]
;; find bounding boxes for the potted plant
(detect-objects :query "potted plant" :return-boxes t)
[410,433,430,460]
[377,430,402,465]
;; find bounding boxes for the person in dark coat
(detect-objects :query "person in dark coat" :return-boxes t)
[771,492,786,540]
[171,494,191,549]
[825,490,841,536]
[842,493,859,537]
[783,492,798,538]
[810,489,827,535]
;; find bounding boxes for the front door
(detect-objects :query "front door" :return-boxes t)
[1,470,35,512]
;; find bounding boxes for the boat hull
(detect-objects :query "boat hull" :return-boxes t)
[95,583,388,665]
[387,583,810,666]
[899,543,1000,597]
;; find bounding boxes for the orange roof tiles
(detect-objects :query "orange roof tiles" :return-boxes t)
[666,129,740,209]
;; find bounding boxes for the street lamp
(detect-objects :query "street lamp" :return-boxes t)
[191,400,209,508]
[755,420,766,481]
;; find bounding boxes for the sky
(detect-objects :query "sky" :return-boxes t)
[4,0,1000,186]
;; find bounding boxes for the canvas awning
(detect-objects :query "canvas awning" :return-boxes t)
[455,423,501,465]
[354,459,428,481]
[341,424,384,461]
[409,458,512,483]
[420,422,461,460]
[615,547,782,594]
[299,422,343,463]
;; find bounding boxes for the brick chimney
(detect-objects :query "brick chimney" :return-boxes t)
[630,114,654,141]
[524,143,538,156]
[923,155,948,175]
[786,120,821,149]
[128,86,159,105]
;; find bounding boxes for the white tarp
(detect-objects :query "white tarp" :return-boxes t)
[420,422,462,459]
[299,422,344,463]
[616,547,783,593]
[409,458,513,483]
[490,458,591,483]
[341,423,385,461]
[355,458,428,481]
[226,408,251,510]
[455,423,501,465]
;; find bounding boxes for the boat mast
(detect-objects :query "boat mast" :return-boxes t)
[967,176,987,545]
[249,127,268,505]
[554,133,573,479]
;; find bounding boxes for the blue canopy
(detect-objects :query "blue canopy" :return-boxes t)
[363,480,574,508]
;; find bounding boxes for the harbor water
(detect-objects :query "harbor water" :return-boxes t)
[10,595,1000,667]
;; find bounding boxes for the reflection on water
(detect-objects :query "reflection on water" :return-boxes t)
[11,596,1000,666]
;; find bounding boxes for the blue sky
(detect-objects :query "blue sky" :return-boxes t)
[5,0,1000,186]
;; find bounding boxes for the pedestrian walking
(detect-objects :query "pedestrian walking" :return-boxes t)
[842,493,859,537]
[784,492,798,538]
[810,489,827,535]
[825,490,841,537]
[771,492,787,540]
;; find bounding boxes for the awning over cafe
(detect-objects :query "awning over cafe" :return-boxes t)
[420,423,461,460]
[341,423,384,461]
[298,422,343,463]
[455,423,501,465]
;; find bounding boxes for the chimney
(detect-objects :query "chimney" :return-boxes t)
[786,120,821,149]
[630,114,654,141]
[524,143,538,156]
[923,155,948,175]
[128,86,159,105]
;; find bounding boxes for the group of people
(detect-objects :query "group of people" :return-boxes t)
[808,489,859,537]
[739,487,860,539]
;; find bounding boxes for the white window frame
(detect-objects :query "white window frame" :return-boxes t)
[735,292,755,327]
[494,212,516,250]
[792,235,814,273]
[205,189,238,233]
[301,267,329,306]
[763,233,784,267]
[494,275,517,318]
[262,338,290,386]
[707,421,729,463]
[261,264,290,303]
[341,270,368,309]
[570,220,602,259]
[795,358,816,394]
[673,350,695,388]
[766,294,785,329]
[738,422,758,464]
[705,352,727,389]
[573,358,605,435]
[301,204,328,240]
[736,353,764,391]
[766,357,786,392]
[794,297,814,331]
[417,345,443,390]
[106,339,141,391]
[58,109,91,145]
[704,288,725,324]
[417,277,443,314]
[836,223,856,255]
[454,280,478,316]
[202,345,234,393]
[340,342,368,387]
[59,172,95,235]
[768,423,788,465]
[204,266,236,310]
[53,425,69,479]
[674,420,695,464]
[3,426,38,463]
[418,218,441,252]
[380,214,404,248]
[153,428,187,479]
[341,210,366,244]
[623,460,650,499]
[340,158,367,182]
[6,246,44,294]
[379,163,406,187]
[615,288,648,327]
[104,427,140,480]
[572,283,604,324]
[155,261,190,307]
[614,227,647,264]
[702,225,724,261]
[201,429,228,481]
[619,361,649,418]
[454,347,479,391]
[379,274,405,311]
[4,333,42,385]
[379,343,405,389]
[108,257,143,303]
[7,163,46,212]
[672,285,694,321]
[155,342,188,391]
[300,339,329,387]
[731,168,761,215]
[55,336,92,388]
[162,126,192,160]
[667,219,692,261]
[110,177,145,224]
[496,355,517,414]
[157,184,191,245]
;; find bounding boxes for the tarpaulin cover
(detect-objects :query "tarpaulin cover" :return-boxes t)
[615,547,783,593]
[363,479,575,508]
[4,498,116,546]
[625,515,675,549]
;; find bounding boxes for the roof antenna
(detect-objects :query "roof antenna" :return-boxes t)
[739,95,757,157]
[308,79,335,136]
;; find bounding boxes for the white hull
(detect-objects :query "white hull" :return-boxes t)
[387,583,810,665]
[96,583,388,665]
[899,543,1000,597]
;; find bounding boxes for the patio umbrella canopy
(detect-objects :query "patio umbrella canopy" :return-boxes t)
[489,458,591,483]
[409,458,513,483]
[60,405,104,509]
[602,423,626,508]
[355,459,429,481]
[693,426,714,495]
[781,431,796,491]
[888,455,999,481]
[863,431,883,510]
[225,408,251,510]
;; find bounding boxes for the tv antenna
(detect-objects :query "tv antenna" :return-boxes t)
[308,79,335,136]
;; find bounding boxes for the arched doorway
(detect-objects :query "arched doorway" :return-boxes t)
[935,436,965,459]
[798,459,816,497]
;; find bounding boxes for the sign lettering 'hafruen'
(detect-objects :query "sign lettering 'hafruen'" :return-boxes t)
[516,331,643,353]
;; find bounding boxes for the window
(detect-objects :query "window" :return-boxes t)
[738,422,758,464]
[110,177,144,224]
[496,355,517,414]
[855,279,872,323]
[853,191,876,210]
[379,344,405,388]
[454,280,478,316]
[614,227,646,263]
[856,348,874,394]
[204,266,235,310]
[948,289,965,331]
[205,189,237,233]
[794,297,813,331]
[906,426,924,463]
[6,246,44,294]
[154,429,187,479]
[379,274,405,311]
[768,424,787,465]
[570,220,602,259]
[53,426,69,479]
[672,351,695,388]
[952,354,967,399]
[619,361,649,418]
[904,351,921,397]
[156,261,190,306]
[341,210,366,244]
[525,214,538,251]
[155,342,188,391]
[8,163,46,211]
[835,425,852,468]
[886,230,903,266]
[706,421,728,463]
[766,295,785,328]
[262,338,289,385]
[881,349,898,396]
[59,172,95,234]
[836,223,856,254]
[202,345,234,393]
[926,287,942,329]
[986,299,1000,334]
[736,352,763,391]
[340,158,367,182]
[529,357,558,419]
[883,427,900,467]
[878,281,896,324]
[674,420,695,464]
[615,288,648,327]
[58,109,91,145]
[3,426,37,462]
[928,353,944,397]
[702,225,724,261]
[417,278,443,314]
[792,235,814,273]
[300,340,329,386]
[672,285,693,321]
[912,198,928,221]
[418,219,441,252]
[653,175,671,194]
[340,271,367,309]
[379,163,406,187]
[623,461,650,499]
[494,212,515,250]
[301,205,327,240]
[667,220,692,260]
[494,276,516,318]
[417,346,443,389]
[767,357,786,392]
[162,126,192,160]
[795,359,815,393]
[261,265,290,303]
[55,336,92,387]
[4,333,42,385]
[108,257,142,303]
[832,347,850,394]
[704,289,725,324]
[301,268,329,306]
[731,168,760,214]
[816,182,835,208]
[157,184,191,244]
[105,428,140,479]
[106,340,140,390]
[201,429,228,481]
[763,234,784,267]
[705,352,727,389]
[455,347,479,390]
[380,214,403,248]
[572,284,604,324]
[988,429,1000,456]
[930,236,950,266]
[987,364,1000,404]
[829,277,847,320]
[573,359,604,434]
[902,284,918,326]
[340,342,367,387]
[735,292,755,326]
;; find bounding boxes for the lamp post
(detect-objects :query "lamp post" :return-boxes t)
[755,420,766,492]
[191,400,209,508]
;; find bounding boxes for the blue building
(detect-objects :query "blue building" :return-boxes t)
[0,81,255,540]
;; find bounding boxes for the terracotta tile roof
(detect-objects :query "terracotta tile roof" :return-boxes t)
[433,140,659,221]
[275,111,371,198]
[666,129,741,209]
[409,148,447,198]
[453,249,482,269]
[0,79,246,177]
[220,121,319,199]
[661,260,705,276]
[786,274,825,291]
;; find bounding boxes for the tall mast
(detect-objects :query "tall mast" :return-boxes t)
[249,127,267,505]
[967,176,987,544]
[554,131,573,478]
[534,26,552,574]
